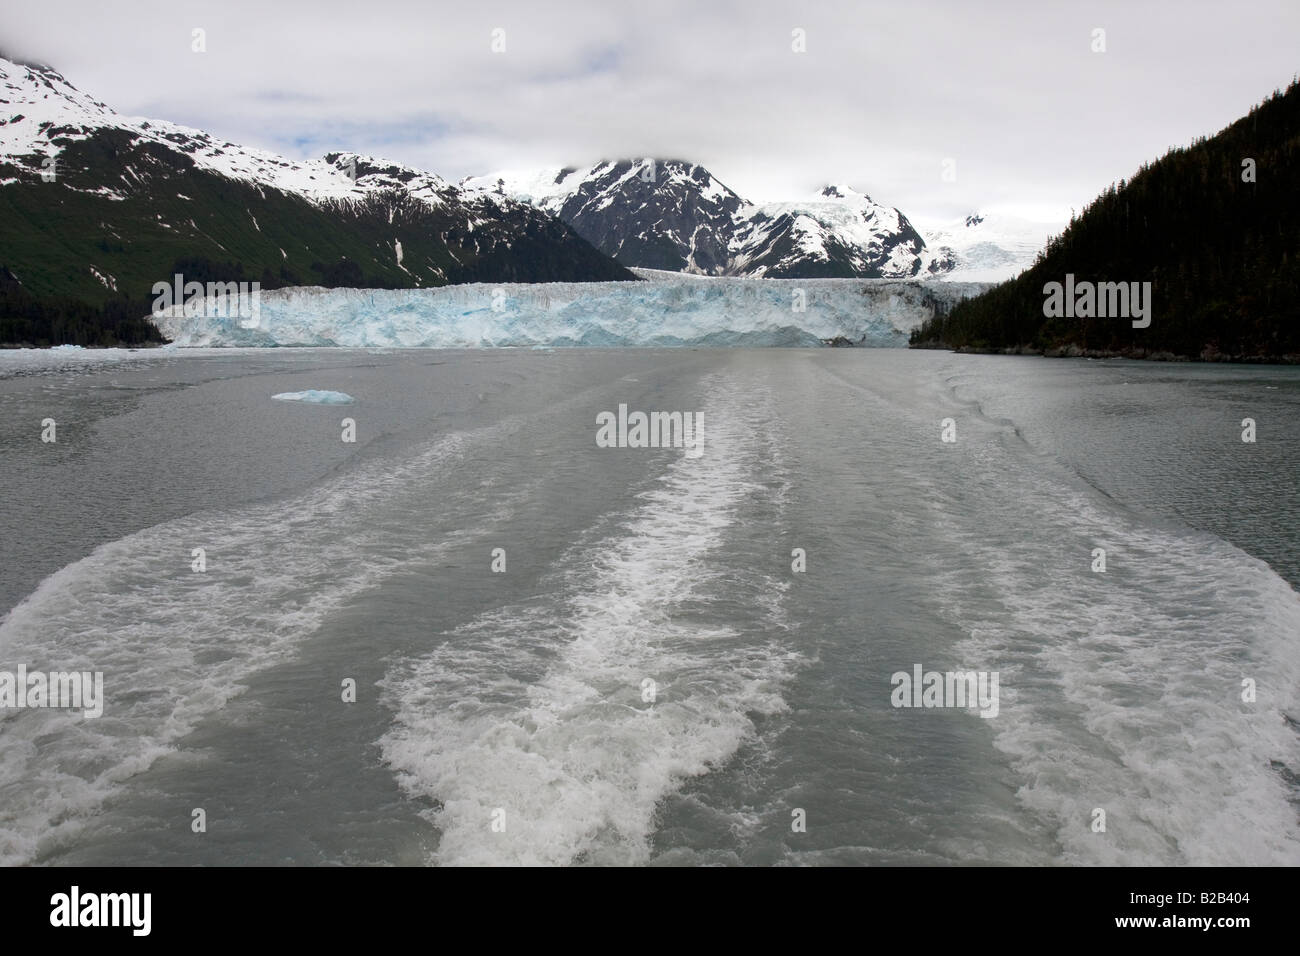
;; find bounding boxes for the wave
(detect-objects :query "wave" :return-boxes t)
[932,435,1300,864]
[0,423,522,864]
[378,377,797,865]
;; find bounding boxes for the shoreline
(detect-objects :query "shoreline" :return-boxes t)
[909,342,1300,364]
[7,339,1300,365]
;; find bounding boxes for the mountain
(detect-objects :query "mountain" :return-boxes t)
[461,162,934,279]
[918,211,1065,282]
[730,185,929,278]
[0,55,632,343]
[461,160,748,274]
[911,80,1300,360]
[462,160,748,273]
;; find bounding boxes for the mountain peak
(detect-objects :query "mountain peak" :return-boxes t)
[0,51,61,75]
[818,183,880,204]
[819,183,869,201]
[463,160,932,278]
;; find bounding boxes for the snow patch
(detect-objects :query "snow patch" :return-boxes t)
[88,265,117,291]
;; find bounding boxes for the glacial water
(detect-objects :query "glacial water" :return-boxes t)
[0,347,1296,866]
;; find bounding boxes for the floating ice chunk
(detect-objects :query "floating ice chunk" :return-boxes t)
[271,389,355,404]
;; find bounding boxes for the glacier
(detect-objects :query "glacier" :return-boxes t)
[154,273,991,349]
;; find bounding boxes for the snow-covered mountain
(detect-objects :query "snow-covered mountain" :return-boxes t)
[0,55,631,306]
[730,185,928,278]
[0,49,1052,341]
[919,211,1065,282]
[462,160,749,274]
[0,55,444,203]
[462,162,931,279]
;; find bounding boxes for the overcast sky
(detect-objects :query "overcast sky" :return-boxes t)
[3,0,1296,226]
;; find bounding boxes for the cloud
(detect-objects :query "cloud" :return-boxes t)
[3,0,1297,220]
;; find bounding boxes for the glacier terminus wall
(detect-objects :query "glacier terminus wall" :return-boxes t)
[153,272,992,348]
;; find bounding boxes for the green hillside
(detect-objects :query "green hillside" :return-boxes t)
[911,79,1300,360]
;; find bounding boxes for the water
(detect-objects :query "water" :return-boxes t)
[0,348,1296,866]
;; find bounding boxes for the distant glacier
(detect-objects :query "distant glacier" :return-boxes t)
[154,272,991,348]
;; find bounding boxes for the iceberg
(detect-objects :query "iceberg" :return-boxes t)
[271,389,356,404]
[155,273,991,349]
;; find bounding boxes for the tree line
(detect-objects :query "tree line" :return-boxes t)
[911,79,1300,360]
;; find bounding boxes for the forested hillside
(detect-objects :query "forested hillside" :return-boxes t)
[912,80,1300,360]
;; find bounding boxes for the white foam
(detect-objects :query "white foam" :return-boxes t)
[380,378,796,865]
[0,373,724,863]
[0,428,492,864]
[936,449,1300,864]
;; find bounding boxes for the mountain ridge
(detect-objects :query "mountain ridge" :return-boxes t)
[461,160,950,279]
[0,54,634,343]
